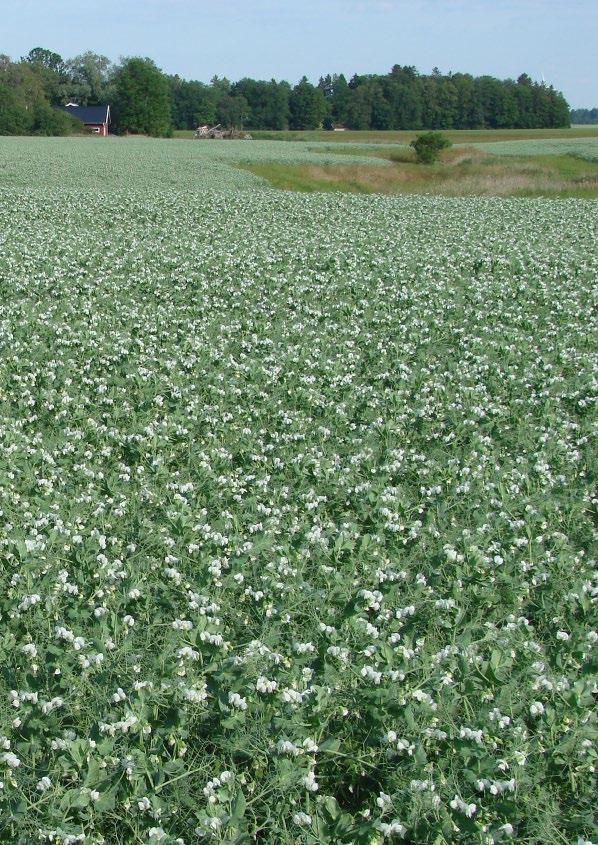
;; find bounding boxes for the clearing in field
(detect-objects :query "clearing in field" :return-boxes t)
[0,136,596,845]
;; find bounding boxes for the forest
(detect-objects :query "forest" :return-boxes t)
[571,107,598,125]
[0,47,572,136]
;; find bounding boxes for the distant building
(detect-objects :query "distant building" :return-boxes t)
[59,103,111,136]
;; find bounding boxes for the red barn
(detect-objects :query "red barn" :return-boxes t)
[61,103,111,136]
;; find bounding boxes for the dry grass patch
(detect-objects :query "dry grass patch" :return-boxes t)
[242,149,598,198]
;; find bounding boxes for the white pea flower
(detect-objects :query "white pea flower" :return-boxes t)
[555,631,570,641]
[379,820,406,838]
[377,791,392,808]
[228,692,248,710]
[255,676,278,693]
[450,795,477,817]
[277,739,301,756]
[177,646,199,661]
[302,770,319,792]
[361,665,382,684]
[113,687,127,703]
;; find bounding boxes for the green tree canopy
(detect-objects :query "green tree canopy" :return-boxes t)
[64,52,113,105]
[0,49,573,136]
[217,94,249,129]
[232,79,290,130]
[571,107,598,124]
[289,77,328,130]
[112,57,172,136]
[169,77,218,128]
[0,81,33,135]
[24,47,64,72]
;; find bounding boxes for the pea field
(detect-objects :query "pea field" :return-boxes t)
[0,137,596,845]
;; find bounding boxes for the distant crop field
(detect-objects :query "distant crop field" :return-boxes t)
[0,137,596,845]
[0,135,388,191]
[472,137,598,160]
[229,126,598,145]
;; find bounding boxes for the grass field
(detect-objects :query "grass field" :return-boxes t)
[241,148,598,198]
[0,137,597,845]
[235,138,598,198]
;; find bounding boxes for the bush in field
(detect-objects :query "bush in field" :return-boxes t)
[411,131,452,163]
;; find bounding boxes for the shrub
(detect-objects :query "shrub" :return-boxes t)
[0,83,33,135]
[32,102,80,136]
[410,131,452,163]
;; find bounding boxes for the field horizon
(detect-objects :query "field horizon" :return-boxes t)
[175,126,598,144]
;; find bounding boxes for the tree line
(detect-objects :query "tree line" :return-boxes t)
[0,47,571,137]
[570,108,598,125]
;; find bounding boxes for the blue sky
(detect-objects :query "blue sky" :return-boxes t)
[2,0,597,107]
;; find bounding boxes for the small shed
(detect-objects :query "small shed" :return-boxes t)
[60,103,111,136]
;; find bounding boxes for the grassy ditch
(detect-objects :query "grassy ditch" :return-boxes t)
[240,147,598,197]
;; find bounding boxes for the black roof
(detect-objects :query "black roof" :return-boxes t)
[59,104,110,124]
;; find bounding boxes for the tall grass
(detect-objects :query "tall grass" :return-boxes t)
[240,147,598,198]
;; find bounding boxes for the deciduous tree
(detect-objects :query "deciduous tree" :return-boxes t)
[112,58,172,137]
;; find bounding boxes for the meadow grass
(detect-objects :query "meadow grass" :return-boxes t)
[240,147,598,198]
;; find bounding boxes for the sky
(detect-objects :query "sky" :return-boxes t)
[2,0,597,108]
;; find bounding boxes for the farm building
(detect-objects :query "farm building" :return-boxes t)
[59,103,111,136]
